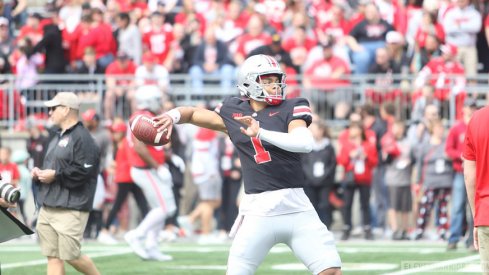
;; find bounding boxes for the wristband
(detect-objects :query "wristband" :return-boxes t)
[166,108,181,124]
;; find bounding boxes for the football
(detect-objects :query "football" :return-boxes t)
[129,114,170,146]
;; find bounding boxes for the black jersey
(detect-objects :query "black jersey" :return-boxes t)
[216,97,313,194]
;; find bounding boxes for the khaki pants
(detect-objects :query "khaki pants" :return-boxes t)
[479,226,489,274]
[456,46,478,77]
[36,207,89,261]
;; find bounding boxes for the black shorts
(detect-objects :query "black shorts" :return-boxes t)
[388,186,412,212]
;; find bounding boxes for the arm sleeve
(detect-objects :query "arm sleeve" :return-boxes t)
[258,127,313,153]
[55,134,100,189]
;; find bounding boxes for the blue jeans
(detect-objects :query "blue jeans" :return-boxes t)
[448,172,467,244]
[189,64,236,94]
[351,41,385,74]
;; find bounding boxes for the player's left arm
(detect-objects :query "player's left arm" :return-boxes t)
[235,116,314,153]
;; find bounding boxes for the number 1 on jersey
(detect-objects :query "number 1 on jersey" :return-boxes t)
[251,136,271,164]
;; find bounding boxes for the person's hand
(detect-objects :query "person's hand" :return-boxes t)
[153,113,174,140]
[0,198,16,208]
[474,227,479,250]
[37,169,56,184]
[234,116,260,137]
[31,167,41,180]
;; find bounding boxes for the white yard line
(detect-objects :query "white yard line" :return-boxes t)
[383,254,480,275]
[1,249,132,269]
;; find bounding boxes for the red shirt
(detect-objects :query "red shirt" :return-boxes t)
[415,24,445,48]
[142,26,174,64]
[18,25,43,45]
[0,162,20,186]
[337,141,378,185]
[305,56,351,89]
[235,33,271,57]
[126,110,165,168]
[338,128,377,148]
[463,106,489,226]
[418,57,465,101]
[114,138,133,183]
[105,60,137,85]
[446,120,466,172]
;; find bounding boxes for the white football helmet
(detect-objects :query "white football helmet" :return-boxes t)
[134,85,162,113]
[237,54,286,105]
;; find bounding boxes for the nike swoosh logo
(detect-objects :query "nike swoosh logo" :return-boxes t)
[83,163,93,168]
[269,111,280,117]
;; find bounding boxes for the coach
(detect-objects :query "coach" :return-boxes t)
[463,104,489,273]
[32,92,101,275]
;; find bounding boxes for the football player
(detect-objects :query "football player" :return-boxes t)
[154,55,342,275]
[124,85,175,261]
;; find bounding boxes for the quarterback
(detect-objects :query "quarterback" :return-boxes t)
[154,54,342,275]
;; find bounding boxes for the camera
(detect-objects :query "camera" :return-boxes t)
[0,181,20,204]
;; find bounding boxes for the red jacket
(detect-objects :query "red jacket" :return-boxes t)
[337,141,378,185]
[445,120,466,172]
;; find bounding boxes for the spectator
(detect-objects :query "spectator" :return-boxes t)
[248,33,294,71]
[385,31,409,75]
[31,16,66,74]
[0,0,26,31]
[104,51,137,120]
[347,3,394,74]
[90,7,117,69]
[214,0,248,44]
[337,122,378,240]
[303,38,351,116]
[26,119,49,208]
[282,25,317,72]
[414,119,453,240]
[232,14,271,66]
[70,47,104,99]
[184,127,223,243]
[414,11,445,51]
[33,92,101,275]
[447,101,477,250]
[217,136,241,237]
[18,12,43,45]
[58,0,82,34]
[407,103,440,147]
[463,103,489,272]
[301,119,336,228]
[0,17,13,57]
[97,120,150,245]
[414,44,466,119]
[410,33,441,73]
[135,52,170,94]
[381,120,414,240]
[189,26,235,95]
[14,38,43,102]
[167,23,197,74]
[442,0,482,77]
[142,12,174,68]
[11,150,30,225]
[115,12,142,65]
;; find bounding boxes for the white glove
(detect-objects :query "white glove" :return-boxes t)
[157,165,173,185]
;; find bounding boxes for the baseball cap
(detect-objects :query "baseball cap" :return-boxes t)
[82,108,99,121]
[44,92,80,109]
[117,51,129,60]
[441,44,457,56]
[0,17,9,26]
[111,121,127,133]
[386,31,404,44]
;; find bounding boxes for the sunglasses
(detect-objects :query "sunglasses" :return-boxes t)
[48,105,64,112]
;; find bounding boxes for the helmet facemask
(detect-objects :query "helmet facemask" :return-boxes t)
[256,73,287,105]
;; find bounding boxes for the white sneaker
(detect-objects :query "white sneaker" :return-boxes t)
[97,231,118,245]
[177,216,194,237]
[146,247,173,261]
[159,230,177,243]
[124,230,149,260]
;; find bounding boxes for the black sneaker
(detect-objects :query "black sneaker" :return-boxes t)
[341,231,350,241]
[365,230,374,240]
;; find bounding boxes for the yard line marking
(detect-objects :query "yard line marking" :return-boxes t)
[383,255,480,275]
[163,265,227,270]
[2,249,132,269]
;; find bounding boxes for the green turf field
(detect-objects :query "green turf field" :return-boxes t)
[0,240,481,274]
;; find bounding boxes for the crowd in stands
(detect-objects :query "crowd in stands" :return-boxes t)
[0,0,489,121]
[0,0,486,251]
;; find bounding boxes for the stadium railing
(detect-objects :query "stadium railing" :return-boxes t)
[0,74,487,131]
